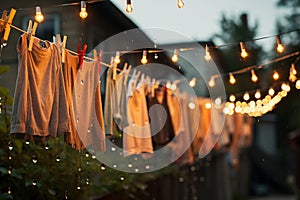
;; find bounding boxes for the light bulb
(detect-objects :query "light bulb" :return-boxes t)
[229,73,236,84]
[35,6,44,23]
[291,64,297,75]
[251,69,258,83]
[229,94,236,102]
[208,77,215,87]
[243,92,250,101]
[177,0,184,8]
[126,0,133,13]
[276,35,284,53]
[296,80,300,90]
[114,51,120,64]
[204,45,211,61]
[79,1,88,19]
[189,78,196,87]
[268,88,275,96]
[172,49,179,62]
[240,42,248,59]
[255,90,261,99]
[141,50,148,64]
[273,70,279,80]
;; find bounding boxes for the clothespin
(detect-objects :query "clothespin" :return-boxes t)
[133,71,141,90]
[3,8,16,41]
[77,42,87,69]
[55,34,61,47]
[112,58,117,81]
[98,49,102,74]
[151,78,156,97]
[0,10,7,33]
[27,20,38,51]
[61,36,67,63]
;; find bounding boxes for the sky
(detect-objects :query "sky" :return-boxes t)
[110,0,288,48]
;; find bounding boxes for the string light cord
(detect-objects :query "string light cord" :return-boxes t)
[210,50,300,79]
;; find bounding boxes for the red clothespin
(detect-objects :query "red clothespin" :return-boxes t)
[77,42,87,70]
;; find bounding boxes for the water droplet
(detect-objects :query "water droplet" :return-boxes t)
[113,164,117,168]
[87,128,91,133]
[134,157,138,161]
[178,177,184,182]
[65,190,68,199]
[32,179,37,186]
[25,140,30,145]
[32,155,38,164]
[86,161,89,165]
[91,155,96,159]
[77,185,81,190]
[56,156,61,162]
[120,177,124,181]
[90,123,94,127]
[80,80,84,85]
[45,144,50,150]
[76,119,79,123]
[128,163,132,168]
[134,168,139,172]
[8,156,12,160]
[154,53,158,59]
[7,167,12,175]
[86,177,90,185]
[145,165,150,170]
[78,167,82,172]
[85,153,89,157]
[101,164,106,170]
[111,147,116,152]
[8,141,13,151]
[7,187,11,195]
[190,166,196,171]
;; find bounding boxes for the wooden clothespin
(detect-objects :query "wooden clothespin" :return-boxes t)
[3,8,16,42]
[151,78,156,97]
[0,10,7,33]
[98,49,102,75]
[27,20,38,51]
[61,36,67,63]
[55,34,61,47]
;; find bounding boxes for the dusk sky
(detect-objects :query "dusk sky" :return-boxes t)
[111,0,288,49]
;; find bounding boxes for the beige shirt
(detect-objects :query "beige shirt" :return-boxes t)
[10,33,70,137]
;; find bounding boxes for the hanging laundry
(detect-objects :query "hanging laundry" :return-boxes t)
[64,50,105,151]
[147,86,174,149]
[10,33,70,138]
[123,73,153,157]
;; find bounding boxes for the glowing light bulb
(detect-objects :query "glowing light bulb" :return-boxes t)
[204,45,211,61]
[114,51,120,64]
[172,49,179,62]
[251,69,258,83]
[273,70,279,80]
[35,6,44,23]
[240,42,248,59]
[255,90,261,99]
[79,1,88,19]
[229,95,236,102]
[208,77,215,87]
[276,35,284,53]
[189,78,196,87]
[268,88,275,96]
[291,64,297,75]
[177,0,184,8]
[243,92,250,101]
[141,50,148,64]
[229,73,236,84]
[126,0,133,13]
[296,80,300,90]
[289,64,297,82]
